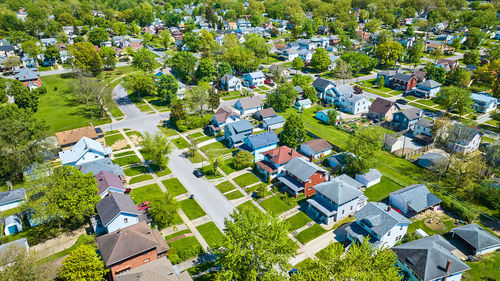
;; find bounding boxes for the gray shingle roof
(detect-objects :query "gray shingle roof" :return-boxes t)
[246,131,279,148]
[335,84,354,96]
[0,238,28,254]
[391,184,442,213]
[416,118,434,128]
[314,181,363,205]
[392,235,470,281]
[451,223,500,252]
[399,107,422,120]
[236,96,263,110]
[284,157,327,182]
[79,158,124,177]
[418,79,441,88]
[450,123,481,144]
[312,78,335,91]
[14,68,39,81]
[392,73,413,82]
[0,188,26,205]
[95,171,126,195]
[262,115,285,126]
[96,193,139,227]
[227,120,253,135]
[332,174,363,189]
[355,202,411,237]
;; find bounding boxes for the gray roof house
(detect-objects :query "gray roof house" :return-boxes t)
[0,188,26,212]
[448,124,481,154]
[234,96,264,116]
[392,235,470,281]
[313,77,336,99]
[450,223,500,255]
[345,202,412,248]
[0,238,29,255]
[278,157,328,197]
[79,158,125,178]
[392,107,423,131]
[355,168,382,187]
[115,256,193,281]
[389,184,442,216]
[262,115,285,130]
[224,119,253,148]
[94,192,147,234]
[331,174,363,190]
[417,151,447,169]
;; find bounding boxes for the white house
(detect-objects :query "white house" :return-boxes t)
[300,139,333,159]
[234,96,264,116]
[177,81,187,99]
[450,224,500,256]
[389,184,442,217]
[470,93,497,113]
[294,99,312,110]
[220,74,242,92]
[355,168,382,187]
[413,118,434,137]
[0,188,26,212]
[4,215,23,236]
[262,115,285,130]
[94,192,145,234]
[298,49,313,62]
[340,94,371,114]
[59,137,112,166]
[448,124,481,154]
[242,71,265,87]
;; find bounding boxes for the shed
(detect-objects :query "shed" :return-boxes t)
[355,169,382,187]
[450,224,500,256]
[4,215,23,236]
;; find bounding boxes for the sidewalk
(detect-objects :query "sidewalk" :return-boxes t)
[30,227,87,259]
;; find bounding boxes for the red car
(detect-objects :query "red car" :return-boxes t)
[250,85,256,89]
[137,201,150,210]
[264,79,272,85]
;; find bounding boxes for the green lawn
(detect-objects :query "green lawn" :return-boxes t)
[38,234,95,264]
[167,236,204,264]
[0,206,22,218]
[180,199,206,220]
[199,164,223,179]
[171,137,190,149]
[123,165,149,177]
[113,150,135,157]
[189,150,204,163]
[260,196,293,215]
[199,141,235,159]
[233,173,261,187]
[225,190,245,200]
[159,126,178,137]
[155,166,172,177]
[463,252,500,280]
[285,212,312,232]
[216,181,236,193]
[162,178,187,196]
[363,177,403,201]
[405,95,418,101]
[126,130,142,140]
[359,86,392,98]
[165,229,191,241]
[219,159,241,175]
[194,136,211,143]
[188,132,204,139]
[416,99,438,107]
[130,184,164,204]
[105,133,126,147]
[196,222,224,248]
[36,74,110,134]
[237,200,264,216]
[113,155,142,166]
[295,224,328,244]
[128,174,153,184]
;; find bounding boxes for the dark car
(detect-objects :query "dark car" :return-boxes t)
[193,169,204,178]
[395,99,408,105]
[136,201,150,210]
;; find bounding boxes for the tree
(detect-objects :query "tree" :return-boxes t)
[447,67,471,87]
[132,48,157,72]
[148,192,179,229]
[123,72,156,98]
[0,104,48,180]
[377,75,387,87]
[280,113,306,148]
[58,244,108,281]
[70,42,103,75]
[24,166,100,225]
[341,51,377,77]
[0,242,55,281]
[21,40,41,58]
[232,150,253,169]
[87,27,109,45]
[310,48,330,71]
[169,51,197,82]
[208,86,220,111]
[170,100,186,122]
[345,127,383,175]
[292,57,305,69]
[375,41,403,68]
[292,74,313,87]
[2,56,21,70]
[195,57,217,81]
[408,40,425,67]
[332,60,352,81]
[214,209,297,280]
[43,44,60,61]
[266,83,297,112]
[159,30,172,49]
[141,132,171,169]
[158,74,178,104]
[99,46,117,70]
[437,86,473,116]
[326,109,338,126]
[292,240,400,281]
[243,33,270,59]
[465,28,485,49]
[71,75,112,118]
[302,86,318,103]
[222,44,259,73]
[9,80,38,112]
[217,62,233,79]
[463,50,480,65]
[186,82,209,117]
[425,64,447,84]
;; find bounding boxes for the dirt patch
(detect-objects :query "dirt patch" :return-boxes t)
[424,217,447,231]
[167,233,194,243]
[111,140,129,150]
[129,135,143,145]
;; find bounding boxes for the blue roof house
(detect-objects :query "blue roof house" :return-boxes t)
[0,188,26,212]
[241,131,279,161]
[59,137,112,166]
[224,120,254,148]
[4,215,23,236]
[470,93,497,113]
[242,71,265,87]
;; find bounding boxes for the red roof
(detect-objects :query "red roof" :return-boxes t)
[262,146,301,165]
[255,160,277,173]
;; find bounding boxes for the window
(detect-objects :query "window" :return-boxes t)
[400,226,403,231]
[350,206,353,210]
[124,218,128,223]
[396,235,401,241]
[387,231,391,236]
[144,258,150,263]
[342,210,344,214]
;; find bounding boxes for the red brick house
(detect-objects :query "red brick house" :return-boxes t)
[95,221,168,280]
[277,157,328,197]
[390,73,417,92]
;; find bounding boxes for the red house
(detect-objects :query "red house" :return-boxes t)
[277,157,328,197]
[390,73,417,92]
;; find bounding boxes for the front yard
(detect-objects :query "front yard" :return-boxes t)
[180,199,206,220]
[260,196,293,215]
[196,222,224,248]
[162,178,187,196]
[129,184,164,204]
[233,172,261,187]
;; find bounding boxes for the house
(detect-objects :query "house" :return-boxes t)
[254,108,277,121]
[333,174,364,190]
[234,96,264,116]
[294,99,312,110]
[224,120,254,147]
[411,80,441,99]
[417,151,447,169]
[13,67,41,90]
[282,48,299,61]
[115,256,193,281]
[470,93,497,113]
[345,202,412,248]
[59,137,112,166]
[413,70,427,82]
[94,192,146,234]
[313,78,336,100]
[306,180,364,224]
[208,107,240,135]
[0,188,26,212]
[389,184,442,217]
[436,59,459,71]
[241,131,279,161]
[4,215,23,236]
[355,168,382,187]
[425,41,443,53]
[0,45,15,57]
[413,119,434,138]
[255,146,301,179]
[55,125,101,149]
[79,158,125,178]
[450,224,500,256]
[389,73,417,92]
[0,238,29,255]
[392,235,470,281]
[242,71,265,87]
[278,157,328,197]
[327,152,354,172]
[40,38,57,47]
[262,115,285,130]
[220,74,242,92]
[376,70,397,86]
[391,108,423,131]
[177,81,186,99]
[368,98,400,121]
[59,50,71,63]
[340,94,371,114]
[315,109,339,124]
[95,221,168,280]
[300,139,333,159]
[95,171,127,199]
[269,64,290,80]
[448,124,481,154]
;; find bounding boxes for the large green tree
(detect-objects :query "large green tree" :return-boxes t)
[279,113,306,148]
[148,192,179,229]
[123,72,156,98]
[186,82,210,118]
[375,41,403,68]
[157,73,178,104]
[87,27,109,45]
[195,57,217,81]
[310,47,330,71]
[99,46,117,70]
[70,42,103,75]
[0,242,55,281]
[140,132,171,170]
[169,51,197,82]
[425,64,447,84]
[408,40,425,68]
[437,86,473,116]
[243,33,270,59]
[266,83,298,112]
[345,127,383,175]
[9,80,39,112]
[58,244,108,281]
[341,51,377,77]
[132,48,157,72]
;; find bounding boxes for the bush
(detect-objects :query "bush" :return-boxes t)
[441,196,476,222]
[174,115,211,132]
[232,150,253,170]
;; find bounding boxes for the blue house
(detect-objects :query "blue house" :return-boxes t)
[242,71,265,87]
[4,215,23,236]
[411,80,441,99]
[391,108,423,131]
[94,192,146,235]
[312,78,336,100]
[224,120,254,147]
[241,131,279,161]
[316,109,339,124]
[470,93,497,113]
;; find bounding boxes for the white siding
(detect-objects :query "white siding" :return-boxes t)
[336,198,359,221]
[0,201,22,212]
[106,213,140,233]
[379,224,408,248]
[389,194,408,214]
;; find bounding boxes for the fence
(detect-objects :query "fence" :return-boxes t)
[404,143,435,159]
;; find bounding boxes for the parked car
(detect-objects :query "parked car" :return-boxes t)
[193,169,204,178]
[137,201,150,210]
[264,79,272,85]
[395,99,408,105]
[250,85,256,89]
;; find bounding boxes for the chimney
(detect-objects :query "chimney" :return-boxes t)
[79,166,82,170]
[101,174,104,181]
[387,205,392,212]
[445,259,452,273]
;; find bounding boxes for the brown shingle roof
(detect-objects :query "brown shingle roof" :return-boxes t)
[263,146,301,165]
[256,108,277,119]
[302,139,332,153]
[369,97,397,115]
[96,221,168,266]
[55,125,98,147]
